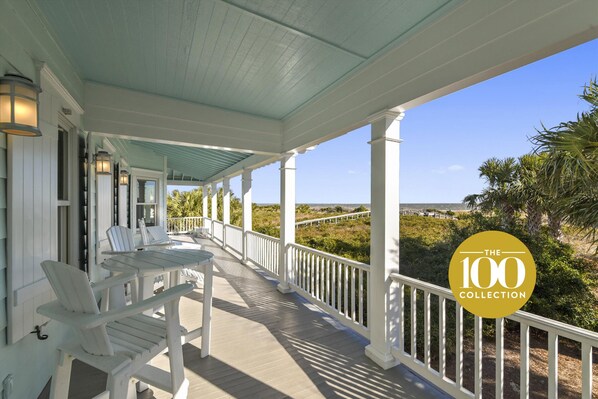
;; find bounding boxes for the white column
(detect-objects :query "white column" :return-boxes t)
[241,169,252,264]
[223,177,231,225]
[365,110,404,370]
[211,182,217,240]
[277,153,296,294]
[202,185,208,219]
[222,177,231,248]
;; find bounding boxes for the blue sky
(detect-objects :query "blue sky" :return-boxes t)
[173,38,598,204]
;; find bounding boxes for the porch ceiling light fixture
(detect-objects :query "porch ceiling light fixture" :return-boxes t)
[94,151,112,175]
[119,169,129,185]
[0,74,42,137]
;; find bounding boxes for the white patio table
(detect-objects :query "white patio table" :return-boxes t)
[102,248,214,358]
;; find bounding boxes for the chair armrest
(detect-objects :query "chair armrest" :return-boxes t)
[90,272,137,298]
[86,283,194,329]
[37,283,194,330]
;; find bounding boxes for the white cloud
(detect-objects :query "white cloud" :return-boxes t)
[447,164,464,172]
[348,170,357,175]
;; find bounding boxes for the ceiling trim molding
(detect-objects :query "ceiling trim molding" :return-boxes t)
[39,62,84,114]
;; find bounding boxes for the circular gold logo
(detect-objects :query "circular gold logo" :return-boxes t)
[448,231,536,318]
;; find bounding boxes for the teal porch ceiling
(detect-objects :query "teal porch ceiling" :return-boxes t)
[33,0,454,120]
[110,137,251,182]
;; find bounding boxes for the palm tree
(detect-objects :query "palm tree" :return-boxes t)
[532,79,598,244]
[517,154,546,236]
[464,157,522,228]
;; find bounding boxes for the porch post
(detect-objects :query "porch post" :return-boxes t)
[202,185,208,220]
[277,152,295,294]
[223,177,231,225]
[365,110,404,369]
[211,182,217,240]
[222,177,231,248]
[241,169,252,264]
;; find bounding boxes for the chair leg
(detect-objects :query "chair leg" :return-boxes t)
[165,299,186,396]
[50,350,73,399]
[107,371,136,399]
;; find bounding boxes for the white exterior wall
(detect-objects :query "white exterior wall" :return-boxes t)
[0,1,85,396]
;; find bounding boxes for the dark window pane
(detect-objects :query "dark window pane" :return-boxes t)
[136,205,156,227]
[137,179,156,203]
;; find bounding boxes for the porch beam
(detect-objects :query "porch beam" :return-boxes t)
[277,153,296,294]
[365,110,403,369]
[241,169,252,264]
[84,82,282,154]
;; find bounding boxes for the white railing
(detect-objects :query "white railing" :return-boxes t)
[289,243,370,338]
[224,224,243,255]
[246,231,279,277]
[295,211,370,228]
[212,220,224,243]
[166,216,203,234]
[391,273,598,399]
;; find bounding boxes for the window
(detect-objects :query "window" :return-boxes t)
[136,178,158,227]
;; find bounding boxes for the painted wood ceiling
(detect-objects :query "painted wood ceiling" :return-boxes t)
[34,0,453,119]
[109,137,251,181]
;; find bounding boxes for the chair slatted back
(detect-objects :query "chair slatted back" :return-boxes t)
[148,226,169,242]
[138,219,151,245]
[41,261,113,356]
[107,225,136,252]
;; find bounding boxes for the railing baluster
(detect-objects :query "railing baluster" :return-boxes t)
[351,266,356,322]
[474,315,482,399]
[398,282,404,353]
[411,287,417,359]
[316,256,322,299]
[547,331,557,398]
[439,295,446,378]
[456,303,463,389]
[496,318,504,399]
[310,253,315,296]
[520,322,529,399]
[343,263,349,317]
[359,269,364,326]
[582,341,592,399]
[424,291,430,368]
[330,261,336,308]
[325,258,330,306]
[337,261,341,312]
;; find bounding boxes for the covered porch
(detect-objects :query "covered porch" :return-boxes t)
[1,0,597,398]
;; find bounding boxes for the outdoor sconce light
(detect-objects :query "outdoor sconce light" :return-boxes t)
[119,170,129,185]
[94,151,112,175]
[0,74,42,137]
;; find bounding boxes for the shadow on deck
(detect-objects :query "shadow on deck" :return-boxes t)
[41,237,449,399]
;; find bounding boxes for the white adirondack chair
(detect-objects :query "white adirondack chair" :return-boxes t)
[138,219,172,247]
[138,220,203,284]
[37,260,192,399]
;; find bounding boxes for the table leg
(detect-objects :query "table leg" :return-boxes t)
[201,261,213,358]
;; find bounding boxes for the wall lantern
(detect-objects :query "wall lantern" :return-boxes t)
[94,151,112,175]
[119,170,129,185]
[0,74,42,137]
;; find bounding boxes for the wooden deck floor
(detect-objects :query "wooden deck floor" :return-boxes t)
[42,237,450,399]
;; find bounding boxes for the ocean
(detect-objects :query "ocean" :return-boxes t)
[257,203,469,211]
